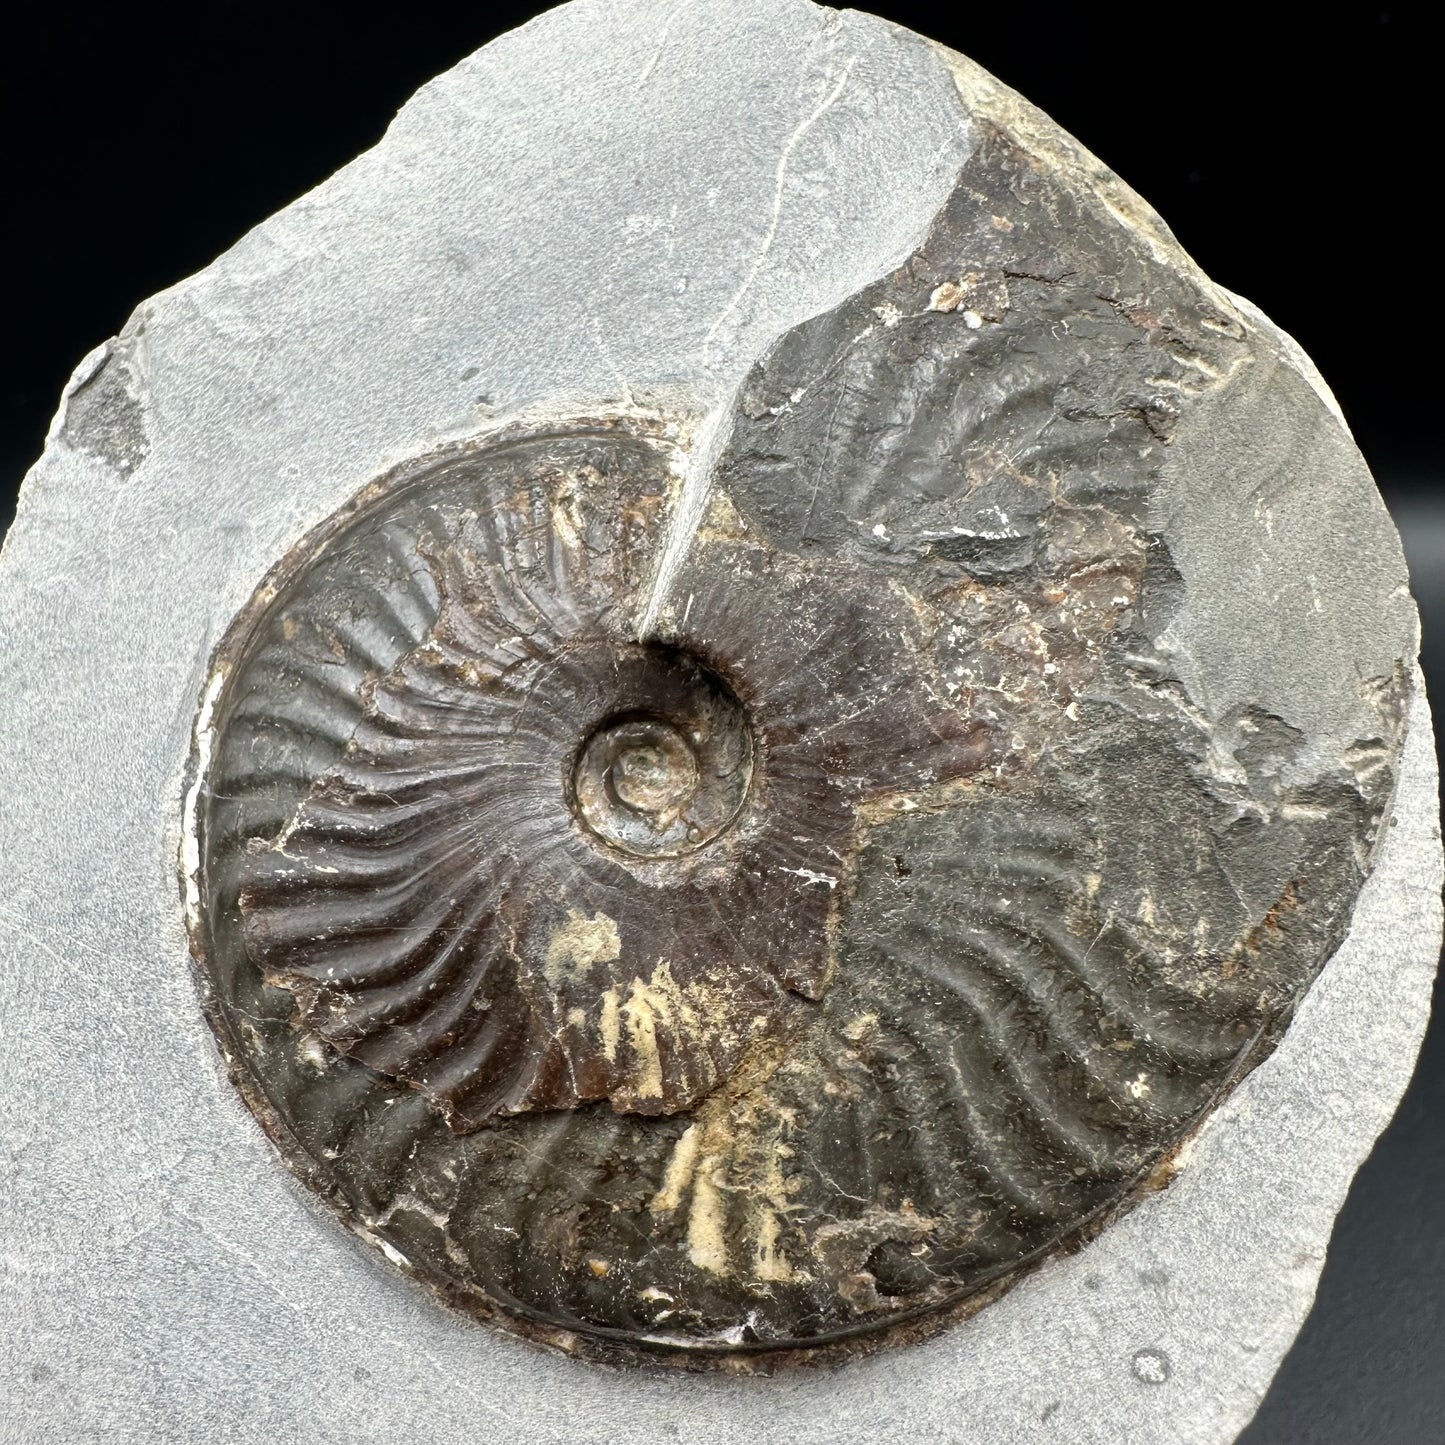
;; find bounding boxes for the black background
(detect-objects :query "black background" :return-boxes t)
[2,4,1439,1440]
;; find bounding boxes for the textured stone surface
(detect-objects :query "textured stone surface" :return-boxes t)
[1,0,1439,1437]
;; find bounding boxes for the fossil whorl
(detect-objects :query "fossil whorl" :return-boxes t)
[237,446,992,1131]
[187,116,1410,1365]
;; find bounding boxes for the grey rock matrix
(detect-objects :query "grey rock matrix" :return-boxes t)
[1,2,1439,1442]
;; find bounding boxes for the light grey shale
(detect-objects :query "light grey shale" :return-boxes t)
[0,6,1436,1445]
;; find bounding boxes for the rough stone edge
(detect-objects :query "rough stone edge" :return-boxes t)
[926,37,1228,301]
[0,7,1436,1438]
[1146,670,1440,1443]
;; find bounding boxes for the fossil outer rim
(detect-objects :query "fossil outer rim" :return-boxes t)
[181,416,1293,1367]
[185,395,1401,1365]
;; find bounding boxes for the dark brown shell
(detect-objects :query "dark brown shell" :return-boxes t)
[186,121,1405,1366]
[238,457,991,1130]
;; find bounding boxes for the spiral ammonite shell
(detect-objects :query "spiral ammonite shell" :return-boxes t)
[186,115,1409,1365]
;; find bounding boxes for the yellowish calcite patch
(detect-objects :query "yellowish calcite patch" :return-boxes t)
[597,959,734,1103]
[543,909,621,986]
[648,1044,803,1283]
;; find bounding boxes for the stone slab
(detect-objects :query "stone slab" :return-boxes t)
[1,2,1439,1440]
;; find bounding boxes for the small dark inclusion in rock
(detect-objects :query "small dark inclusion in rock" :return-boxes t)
[187,117,1408,1366]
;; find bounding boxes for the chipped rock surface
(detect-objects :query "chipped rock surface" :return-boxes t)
[0,1,1439,1442]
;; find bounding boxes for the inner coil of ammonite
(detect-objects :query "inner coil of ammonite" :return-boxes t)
[186,121,1406,1367]
[570,655,753,860]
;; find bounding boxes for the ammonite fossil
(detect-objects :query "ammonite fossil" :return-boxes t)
[184,39,1412,1368]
